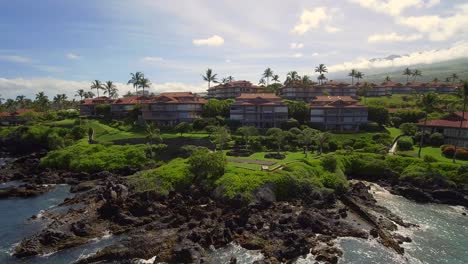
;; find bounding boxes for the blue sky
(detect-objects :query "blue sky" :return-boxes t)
[1,0,468,99]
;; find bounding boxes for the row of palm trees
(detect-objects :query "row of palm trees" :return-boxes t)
[348,69,364,85]
[0,92,71,112]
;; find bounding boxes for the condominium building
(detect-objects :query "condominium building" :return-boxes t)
[207,80,266,99]
[310,96,368,131]
[141,92,206,125]
[110,96,147,118]
[230,93,288,128]
[418,112,468,148]
[322,81,357,97]
[79,97,114,116]
[279,81,357,101]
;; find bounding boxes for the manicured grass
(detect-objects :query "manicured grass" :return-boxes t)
[48,119,76,127]
[361,94,417,108]
[398,146,468,164]
[161,132,210,139]
[386,127,402,140]
[227,162,262,171]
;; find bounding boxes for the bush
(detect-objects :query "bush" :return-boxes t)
[70,126,87,140]
[397,137,413,151]
[399,123,418,136]
[188,149,227,183]
[321,155,337,172]
[442,145,455,157]
[423,155,438,163]
[95,104,111,118]
[429,132,444,146]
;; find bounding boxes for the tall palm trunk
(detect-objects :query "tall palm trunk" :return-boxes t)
[453,100,467,163]
[418,113,428,158]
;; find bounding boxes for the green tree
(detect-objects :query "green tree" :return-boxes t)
[103,81,118,98]
[272,74,280,83]
[385,76,391,82]
[202,98,234,118]
[145,123,162,158]
[202,68,218,89]
[188,148,226,183]
[315,132,331,155]
[263,67,274,86]
[139,77,151,96]
[348,69,357,85]
[53,94,67,110]
[236,126,258,150]
[315,64,328,84]
[34,92,50,112]
[128,72,144,94]
[403,67,412,83]
[85,91,95,99]
[412,69,422,82]
[417,92,439,158]
[286,100,309,123]
[175,122,191,136]
[285,71,300,85]
[432,77,439,84]
[367,105,389,126]
[266,128,286,154]
[90,80,103,98]
[399,123,418,136]
[317,74,327,85]
[454,81,468,162]
[298,128,318,157]
[75,89,86,101]
[355,71,364,83]
[451,73,459,86]
[212,126,231,151]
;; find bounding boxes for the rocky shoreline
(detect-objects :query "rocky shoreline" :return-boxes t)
[1,152,464,263]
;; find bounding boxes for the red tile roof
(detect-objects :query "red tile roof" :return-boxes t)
[149,92,206,104]
[236,93,280,99]
[0,109,35,117]
[211,80,263,90]
[112,96,150,104]
[417,112,468,128]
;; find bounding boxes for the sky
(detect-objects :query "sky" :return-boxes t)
[1,0,468,100]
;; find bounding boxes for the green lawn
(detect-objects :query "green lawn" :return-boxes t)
[386,127,402,140]
[398,146,468,164]
[361,94,417,108]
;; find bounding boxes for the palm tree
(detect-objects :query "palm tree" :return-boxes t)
[202,68,218,90]
[317,74,327,85]
[272,74,280,83]
[315,64,328,84]
[145,122,162,158]
[102,81,117,98]
[417,93,439,158]
[90,80,103,98]
[453,81,468,163]
[445,77,451,83]
[412,69,422,82]
[263,68,274,86]
[355,71,364,84]
[226,76,234,82]
[128,72,144,95]
[348,69,357,85]
[258,78,266,86]
[84,91,95,99]
[301,75,312,86]
[139,78,151,96]
[432,78,439,84]
[315,132,331,155]
[403,67,412,83]
[15,95,26,108]
[451,73,459,86]
[75,89,86,101]
[298,128,317,157]
[35,92,49,112]
[221,77,229,84]
[53,94,68,110]
[385,76,391,82]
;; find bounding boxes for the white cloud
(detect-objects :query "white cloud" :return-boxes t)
[312,52,320,56]
[152,82,206,93]
[66,53,81,60]
[0,55,32,64]
[397,3,468,41]
[325,26,341,33]
[141,56,164,63]
[225,59,232,63]
[292,53,303,58]
[292,7,330,35]
[425,0,440,8]
[368,32,423,43]
[192,35,225,47]
[290,42,304,49]
[348,0,426,16]
[328,41,468,72]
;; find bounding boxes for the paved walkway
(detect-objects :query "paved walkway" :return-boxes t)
[228,157,276,166]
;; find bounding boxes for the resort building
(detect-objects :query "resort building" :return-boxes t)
[229,93,288,128]
[141,92,206,125]
[207,80,266,99]
[310,96,368,131]
[110,96,147,118]
[279,81,357,101]
[79,97,114,116]
[322,81,357,97]
[0,109,35,125]
[417,112,468,148]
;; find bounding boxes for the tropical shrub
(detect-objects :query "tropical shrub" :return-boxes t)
[399,123,418,136]
[188,149,226,183]
[429,132,444,146]
[397,137,413,151]
[321,155,337,172]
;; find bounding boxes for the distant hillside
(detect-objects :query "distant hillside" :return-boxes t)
[334,58,468,84]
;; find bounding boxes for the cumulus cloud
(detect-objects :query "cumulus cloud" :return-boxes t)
[325,26,341,33]
[66,53,81,60]
[368,32,423,43]
[348,0,430,16]
[0,55,32,64]
[290,42,304,49]
[292,7,330,35]
[327,41,468,72]
[141,56,164,63]
[397,3,468,41]
[192,35,225,47]
[0,77,206,100]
